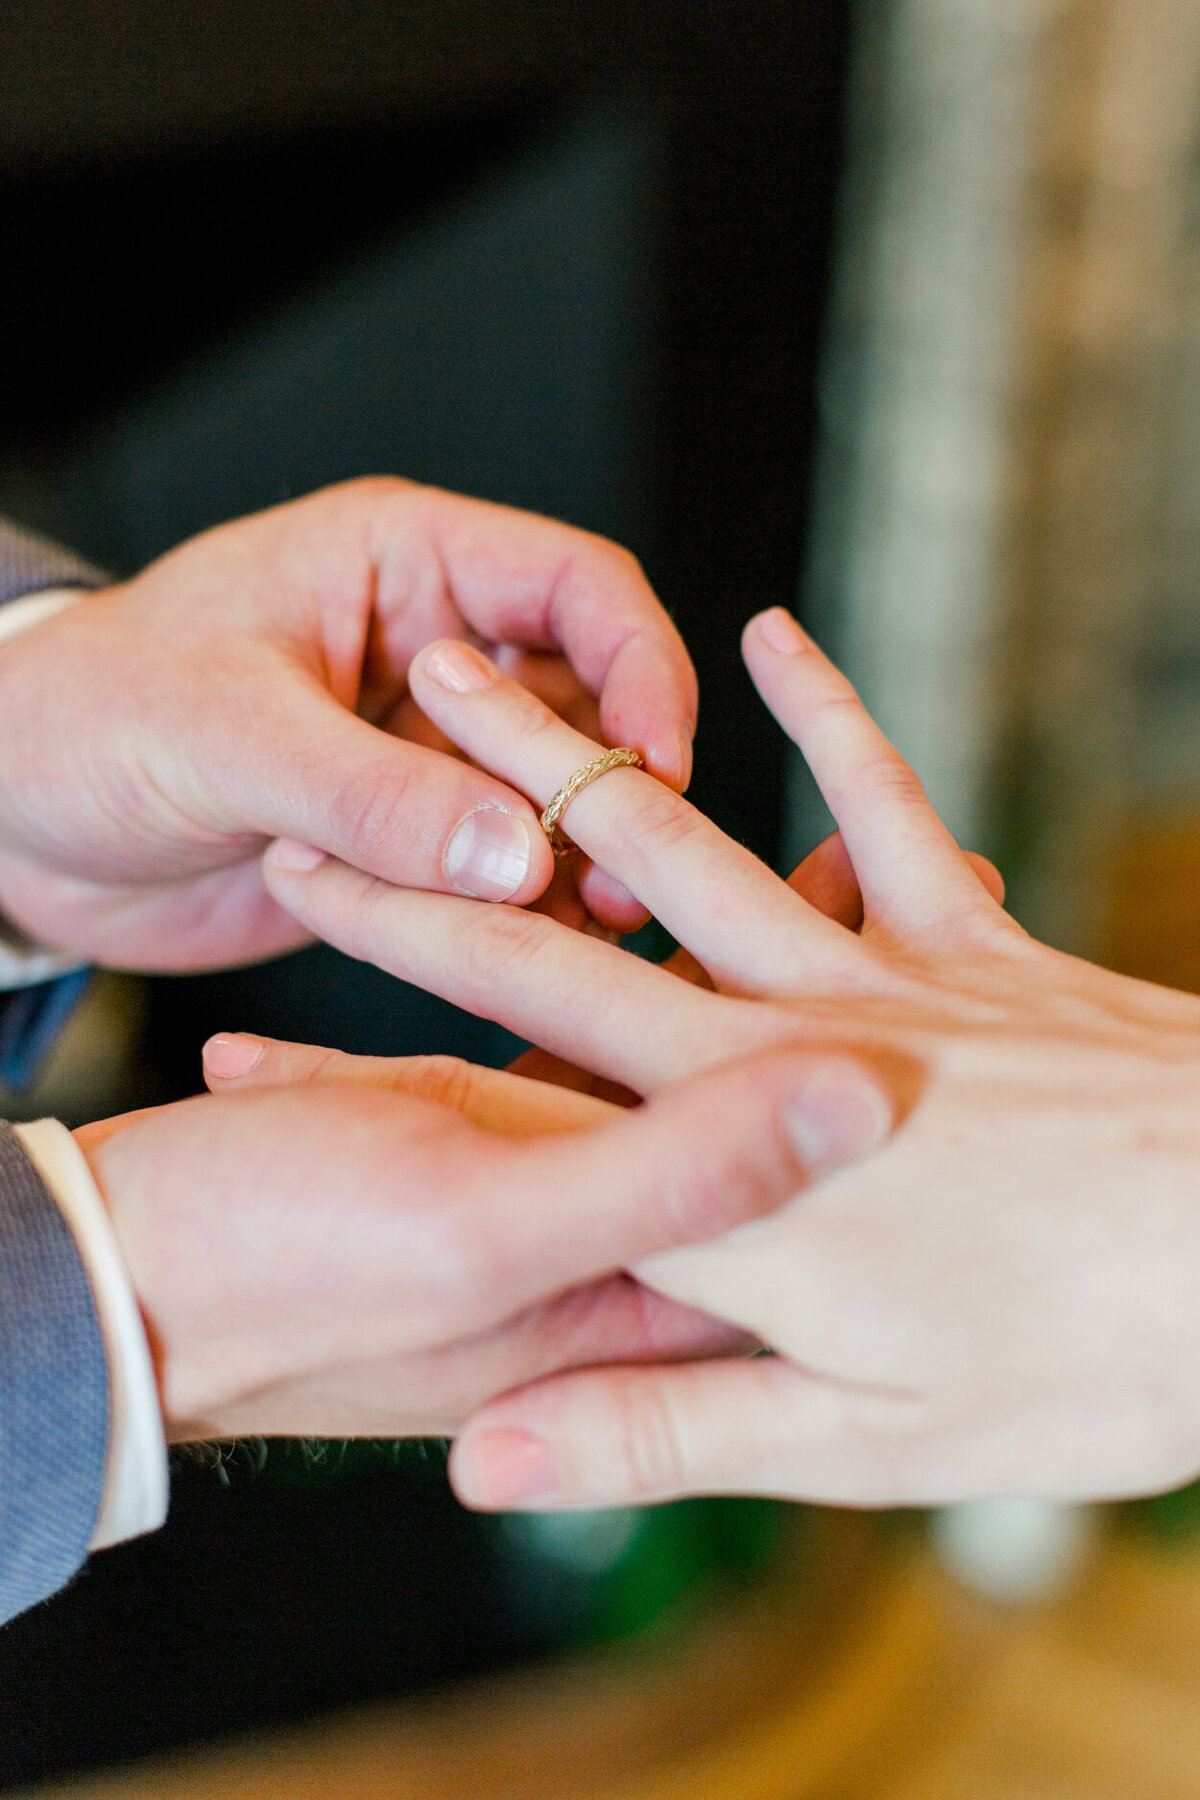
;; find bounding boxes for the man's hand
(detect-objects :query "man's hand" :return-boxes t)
[73,1045,891,1442]
[257,612,1200,1512]
[0,479,697,969]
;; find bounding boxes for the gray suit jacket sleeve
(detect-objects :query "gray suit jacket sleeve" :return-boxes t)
[0,516,106,607]
[0,1126,109,1624]
[0,519,112,1623]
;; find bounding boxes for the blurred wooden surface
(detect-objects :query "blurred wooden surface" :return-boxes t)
[1102,821,1200,996]
[21,1509,1200,1799]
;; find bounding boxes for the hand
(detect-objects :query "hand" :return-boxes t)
[260,611,1200,1511]
[74,1042,891,1441]
[0,479,697,969]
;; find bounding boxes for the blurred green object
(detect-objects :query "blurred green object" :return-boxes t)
[1122,1480,1200,1544]
[504,1496,795,1648]
[585,1498,792,1645]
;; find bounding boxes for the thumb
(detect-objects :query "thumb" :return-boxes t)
[448,1357,897,1510]
[482,1047,893,1319]
[251,684,554,903]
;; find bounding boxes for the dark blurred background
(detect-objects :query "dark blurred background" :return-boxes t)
[0,2,852,1784]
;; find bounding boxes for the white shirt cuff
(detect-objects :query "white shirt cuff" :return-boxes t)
[14,1119,169,1552]
[0,587,87,648]
[0,590,91,990]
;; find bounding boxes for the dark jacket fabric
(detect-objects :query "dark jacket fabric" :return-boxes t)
[0,521,110,1622]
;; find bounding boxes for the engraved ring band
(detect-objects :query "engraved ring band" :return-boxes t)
[538,748,645,858]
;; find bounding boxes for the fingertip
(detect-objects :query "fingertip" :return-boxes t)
[644,723,694,794]
[443,806,553,905]
[965,851,1006,906]
[744,607,807,658]
[202,1033,265,1083]
[412,637,500,696]
[451,1427,560,1510]
[577,862,650,934]
[264,837,328,874]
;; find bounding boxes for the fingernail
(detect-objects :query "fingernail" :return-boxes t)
[755,608,806,655]
[203,1034,265,1080]
[785,1073,892,1175]
[444,807,532,900]
[265,838,328,873]
[423,640,499,694]
[458,1429,558,1506]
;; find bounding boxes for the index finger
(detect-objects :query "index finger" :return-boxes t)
[394,488,698,790]
[405,638,853,992]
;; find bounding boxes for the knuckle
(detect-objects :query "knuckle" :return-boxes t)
[450,904,552,1002]
[605,541,648,587]
[853,753,929,808]
[501,681,563,748]
[625,780,706,858]
[574,530,645,583]
[403,1053,478,1112]
[616,1377,688,1499]
[328,756,420,862]
[298,1045,347,1085]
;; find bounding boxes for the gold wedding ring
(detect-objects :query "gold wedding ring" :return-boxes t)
[539,747,645,857]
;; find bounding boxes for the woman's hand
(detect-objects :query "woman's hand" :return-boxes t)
[0,478,694,971]
[260,609,1200,1511]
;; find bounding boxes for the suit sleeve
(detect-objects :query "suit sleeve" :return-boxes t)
[0,1124,109,1624]
[0,518,109,1092]
[0,521,113,1620]
[0,516,106,607]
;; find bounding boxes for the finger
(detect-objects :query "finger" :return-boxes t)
[406,637,852,989]
[435,1279,757,1438]
[244,1278,753,1441]
[743,610,1002,933]
[507,1277,755,1373]
[245,678,555,906]
[787,830,863,930]
[966,851,1005,906]
[491,645,602,738]
[390,486,698,788]
[780,835,1008,937]
[202,1033,617,1133]
[462,1045,894,1321]
[477,652,650,930]
[506,1046,641,1108]
[492,652,649,931]
[575,862,650,934]
[450,1357,930,1509]
[382,677,647,929]
[262,853,781,1093]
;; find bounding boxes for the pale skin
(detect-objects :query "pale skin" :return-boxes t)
[0,474,704,969]
[73,1047,889,1442]
[244,608,1200,1513]
[1,481,896,1450]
